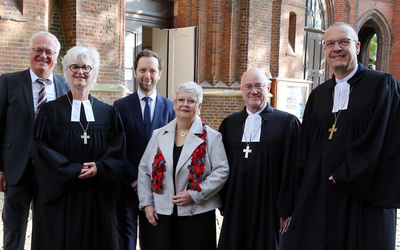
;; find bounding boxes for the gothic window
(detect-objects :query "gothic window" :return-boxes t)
[306,0,325,30]
[3,0,22,15]
[289,12,297,53]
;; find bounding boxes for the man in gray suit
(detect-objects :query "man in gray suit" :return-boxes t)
[0,31,69,250]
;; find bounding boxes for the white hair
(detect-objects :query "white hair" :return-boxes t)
[62,46,100,85]
[173,81,203,104]
[29,31,61,55]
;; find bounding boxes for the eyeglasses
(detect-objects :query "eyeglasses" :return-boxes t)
[242,83,266,93]
[323,38,357,48]
[69,64,93,73]
[31,48,57,58]
[174,98,197,107]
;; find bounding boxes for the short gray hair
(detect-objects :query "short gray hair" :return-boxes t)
[325,22,359,41]
[62,46,100,85]
[29,31,61,55]
[173,81,203,104]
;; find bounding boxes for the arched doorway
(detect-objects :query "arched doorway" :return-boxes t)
[357,11,392,73]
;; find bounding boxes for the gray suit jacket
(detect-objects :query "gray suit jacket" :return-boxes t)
[0,69,70,185]
[138,115,229,216]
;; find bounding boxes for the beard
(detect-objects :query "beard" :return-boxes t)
[138,78,157,93]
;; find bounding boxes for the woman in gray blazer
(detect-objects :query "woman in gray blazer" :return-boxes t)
[138,81,229,250]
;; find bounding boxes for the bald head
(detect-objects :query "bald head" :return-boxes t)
[323,22,360,79]
[240,68,271,113]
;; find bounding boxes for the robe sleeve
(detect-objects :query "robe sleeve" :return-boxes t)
[32,104,126,203]
[334,73,400,208]
[277,114,301,217]
[218,117,230,212]
[93,108,126,200]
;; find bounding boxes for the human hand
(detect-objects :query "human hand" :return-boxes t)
[280,217,292,234]
[0,173,6,192]
[78,162,98,179]
[329,175,336,183]
[145,205,159,226]
[172,191,193,206]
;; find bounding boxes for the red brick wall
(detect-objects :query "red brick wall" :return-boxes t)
[0,0,125,86]
[201,93,244,130]
[390,0,400,80]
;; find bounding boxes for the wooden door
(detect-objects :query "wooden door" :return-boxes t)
[304,29,325,90]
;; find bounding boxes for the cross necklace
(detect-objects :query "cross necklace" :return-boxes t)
[67,94,93,144]
[242,120,264,158]
[328,84,355,140]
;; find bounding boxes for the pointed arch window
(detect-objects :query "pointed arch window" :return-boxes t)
[306,0,325,30]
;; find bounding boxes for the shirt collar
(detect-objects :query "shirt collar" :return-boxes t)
[30,68,54,84]
[335,64,358,84]
[245,103,267,116]
[137,89,157,102]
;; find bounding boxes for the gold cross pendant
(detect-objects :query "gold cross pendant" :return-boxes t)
[328,123,337,140]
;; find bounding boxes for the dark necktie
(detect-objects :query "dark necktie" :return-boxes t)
[143,96,152,141]
[36,78,47,115]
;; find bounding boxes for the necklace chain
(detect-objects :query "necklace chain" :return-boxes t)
[242,119,264,158]
[329,84,355,140]
[66,93,93,143]
[243,120,264,146]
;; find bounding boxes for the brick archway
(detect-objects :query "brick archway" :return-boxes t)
[357,10,392,72]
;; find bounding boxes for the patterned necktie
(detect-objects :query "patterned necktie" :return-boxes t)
[143,96,152,141]
[36,78,47,115]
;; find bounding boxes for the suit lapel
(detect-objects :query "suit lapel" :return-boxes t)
[22,70,35,121]
[175,116,204,174]
[152,94,166,131]
[53,75,65,98]
[131,92,147,142]
[158,127,175,173]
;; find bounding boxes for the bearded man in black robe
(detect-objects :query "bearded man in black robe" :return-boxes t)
[31,46,125,250]
[282,22,400,250]
[218,68,301,250]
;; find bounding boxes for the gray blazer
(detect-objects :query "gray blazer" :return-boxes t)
[0,69,70,185]
[138,115,229,216]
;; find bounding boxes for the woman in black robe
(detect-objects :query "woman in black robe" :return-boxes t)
[31,46,125,250]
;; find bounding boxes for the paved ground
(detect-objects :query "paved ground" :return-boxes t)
[0,192,397,249]
[0,193,223,250]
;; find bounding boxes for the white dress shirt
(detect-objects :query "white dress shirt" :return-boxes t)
[242,104,267,143]
[332,65,358,113]
[137,89,157,122]
[30,69,56,113]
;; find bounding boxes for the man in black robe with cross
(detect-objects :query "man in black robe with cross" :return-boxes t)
[282,22,400,250]
[218,68,301,250]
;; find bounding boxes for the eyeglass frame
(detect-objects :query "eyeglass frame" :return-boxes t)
[323,38,358,49]
[69,64,93,73]
[174,97,198,107]
[241,83,267,93]
[31,48,57,58]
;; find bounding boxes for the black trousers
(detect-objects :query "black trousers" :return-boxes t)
[141,209,217,250]
[2,161,37,250]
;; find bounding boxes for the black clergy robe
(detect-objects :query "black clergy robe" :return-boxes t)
[217,103,301,250]
[31,92,126,250]
[281,63,400,250]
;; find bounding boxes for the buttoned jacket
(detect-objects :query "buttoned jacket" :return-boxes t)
[138,115,229,216]
[0,69,69,185]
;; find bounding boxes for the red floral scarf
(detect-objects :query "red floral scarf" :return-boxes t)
[151,120,207,194]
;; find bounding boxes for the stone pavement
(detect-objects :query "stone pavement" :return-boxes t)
[0,192,223,250]
[0,192,396,249]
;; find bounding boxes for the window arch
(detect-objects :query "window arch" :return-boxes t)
[289,12,296,53]
[306,0,325,30]
[357,11,392,72]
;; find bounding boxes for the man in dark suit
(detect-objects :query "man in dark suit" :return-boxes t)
[113,49,175,250]
[0,31,69,250]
